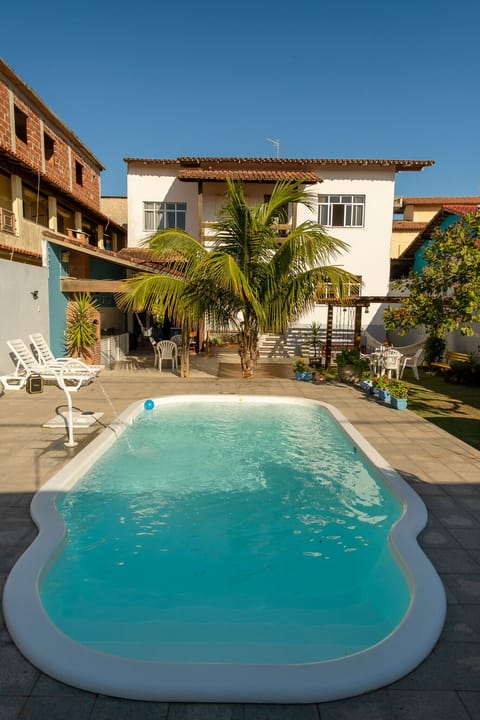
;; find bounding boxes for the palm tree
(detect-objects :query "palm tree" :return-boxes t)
[118,180,357,377]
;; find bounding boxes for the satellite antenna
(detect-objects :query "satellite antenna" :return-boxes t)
[266,138,280,158]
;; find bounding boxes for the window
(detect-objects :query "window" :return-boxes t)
[143,202,186,232]
[23,185,49,226]
[318,195,365,227]
[44,132,55,164]
[75,161,83,186]
[14,106,28,144]
[57,204,75,235]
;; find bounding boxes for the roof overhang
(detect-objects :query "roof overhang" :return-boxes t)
[177,168,320,183]
[124,156,435,173]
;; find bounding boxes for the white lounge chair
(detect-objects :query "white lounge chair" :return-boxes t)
[29,333,104,374]
[4,338,97,388]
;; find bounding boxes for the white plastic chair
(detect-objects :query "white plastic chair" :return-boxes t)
[381,349,402,379]
[399,348,424,380]
[156,340,178,372]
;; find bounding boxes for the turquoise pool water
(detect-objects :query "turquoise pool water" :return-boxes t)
[41,401,410,664]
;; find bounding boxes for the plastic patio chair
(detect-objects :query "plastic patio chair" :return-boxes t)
[381,349,402,379]
[156,340,178,372]
[399,347,424,380]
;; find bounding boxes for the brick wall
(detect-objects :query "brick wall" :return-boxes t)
[0,72,101,213]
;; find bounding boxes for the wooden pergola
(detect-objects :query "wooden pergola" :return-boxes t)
[322,296,402,368]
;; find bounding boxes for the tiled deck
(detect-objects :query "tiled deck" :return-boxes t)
[1,352,480,719]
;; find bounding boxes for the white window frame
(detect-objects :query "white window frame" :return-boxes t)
[318,195,365,228]
[143,202,186,232]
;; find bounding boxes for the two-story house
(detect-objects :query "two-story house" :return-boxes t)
[0,57,137,373]
[125,156,433,353]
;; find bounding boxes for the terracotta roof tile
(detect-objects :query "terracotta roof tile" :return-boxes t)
[400,196,480,205]
[392,221,427,231]
[177,168,320,183]
[124,156,434,172]
[442,204,478,215]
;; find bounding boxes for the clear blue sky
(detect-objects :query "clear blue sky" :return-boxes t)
[2,0,479,198]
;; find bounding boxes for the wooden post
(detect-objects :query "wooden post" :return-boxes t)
[354,304,362,349]
[325,304,333,369]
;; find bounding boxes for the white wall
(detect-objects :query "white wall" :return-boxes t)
[127,166,199,247]
[126,162,396,336]
[0,259,49,374]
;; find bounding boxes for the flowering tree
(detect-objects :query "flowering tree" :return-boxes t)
[385,211,480,341]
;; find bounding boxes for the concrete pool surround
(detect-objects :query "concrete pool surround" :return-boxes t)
[3,395,447,703]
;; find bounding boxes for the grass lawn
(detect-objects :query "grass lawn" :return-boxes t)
[401,369,480,452]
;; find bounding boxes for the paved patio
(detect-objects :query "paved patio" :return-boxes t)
[1,350,480,719]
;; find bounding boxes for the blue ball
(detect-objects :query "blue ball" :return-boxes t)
[144,399,155,411]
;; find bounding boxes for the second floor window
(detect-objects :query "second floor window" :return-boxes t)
[144,202,186,232]
[14,106,28,144]
[318,195,365,227]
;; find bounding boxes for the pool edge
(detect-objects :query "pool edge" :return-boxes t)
[3,394,447,703]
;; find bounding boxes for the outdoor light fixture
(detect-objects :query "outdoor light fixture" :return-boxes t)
[31,290,39,300]
[61,250,70,263]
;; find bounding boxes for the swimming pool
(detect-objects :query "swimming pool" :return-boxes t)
[3,395,446,702]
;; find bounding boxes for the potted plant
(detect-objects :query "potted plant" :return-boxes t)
[374,374,391,403]
[292,358,312,381]
[389,380,410,409]
[360,373,374,393]
[335,348,368,384]
[308,322,323,369]
[66,293,100,363]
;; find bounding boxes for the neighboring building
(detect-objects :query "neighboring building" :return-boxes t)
[0,57,131,373]
[100,196,128,231]
[391,196,480,260]
[125,156,434,344]
[390,202,480,354]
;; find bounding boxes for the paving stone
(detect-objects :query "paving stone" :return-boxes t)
[31,674,95,697]
[423,547,480,573]
[418,526,461,549]
[0,696,27,719]
[319,689,391,719]
[17,695,96,720]
[168,703,244,720]
[90,696,168,719]
[449,528,480,550]
[441,574,480,604]
[388,689,470,719]
[0,631,39,695]
[458,691,480,719]
[390,643,480,691]
[437,604,480,644]
[244,704,318,720]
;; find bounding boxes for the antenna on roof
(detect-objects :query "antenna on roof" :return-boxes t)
[266,138,280,159]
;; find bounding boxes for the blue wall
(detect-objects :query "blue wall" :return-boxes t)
[413,214,461,275]
[47,244,68,357]
[47,245,128,357]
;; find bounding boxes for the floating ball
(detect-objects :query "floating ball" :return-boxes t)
[144,399,155,411]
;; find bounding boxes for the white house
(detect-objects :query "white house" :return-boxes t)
[125,156,433,352]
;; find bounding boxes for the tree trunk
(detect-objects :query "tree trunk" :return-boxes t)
[180,328,190,378]
[239,325,259,378]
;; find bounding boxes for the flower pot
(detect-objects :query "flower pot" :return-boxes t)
[295,370,312,381]
[378,389,391,404]
[391,397,408,410]
[337,365,360,384]
[360,379,373,392]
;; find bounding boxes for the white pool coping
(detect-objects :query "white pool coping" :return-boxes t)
[3,395,446,703]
